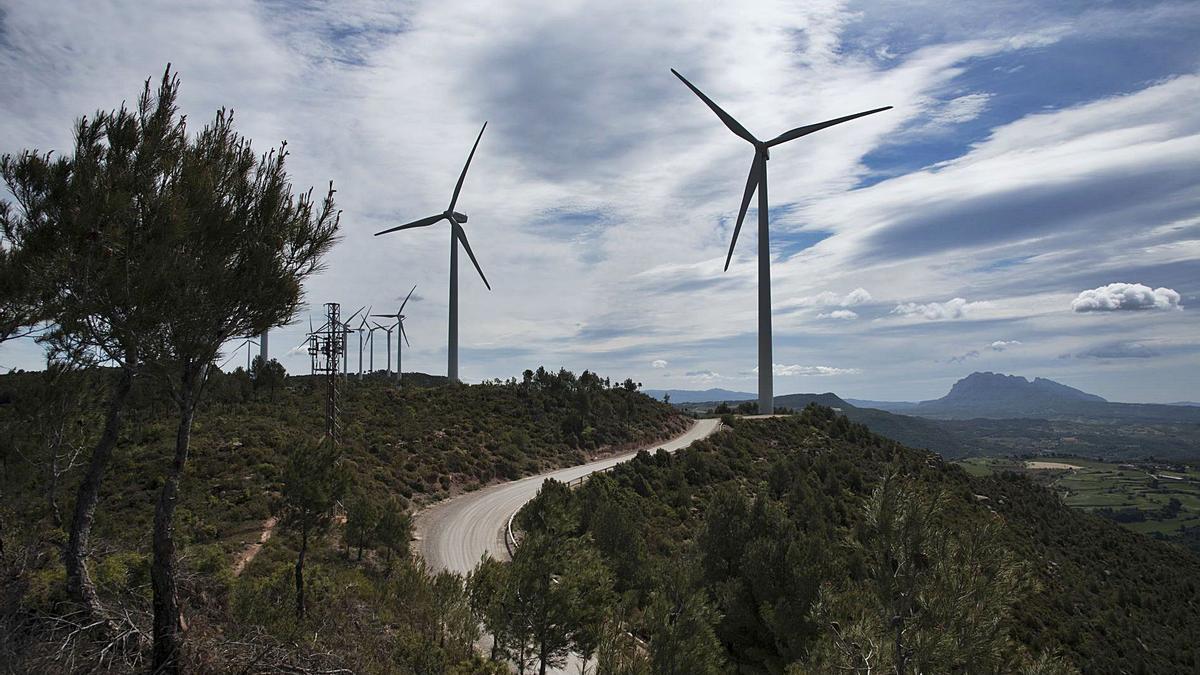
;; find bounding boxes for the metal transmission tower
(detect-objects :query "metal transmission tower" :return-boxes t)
[307,303,347,442]
[671,69,890,415]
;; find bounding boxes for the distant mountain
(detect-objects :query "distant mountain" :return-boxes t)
[885,372,1200,423]
[1170,401,1200,407]
[918,371,1105,417]
[845,398,918,411]
[643,387,755,404]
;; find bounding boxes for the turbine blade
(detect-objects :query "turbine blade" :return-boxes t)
[375,213,444,237]
[399,284,417,314]
[671,69,757,145]
[766,106,892,147]
[402,324,411,347]
[358,306,373,329]
[344,305,365,326]
[449,122,487,212]
[725,155,761,272]
[454,224,491,290]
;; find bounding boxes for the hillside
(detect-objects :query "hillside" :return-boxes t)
[675,391,966,457]
[774,392,963,457]
[0,366,687,672]
[511,407,1200,673]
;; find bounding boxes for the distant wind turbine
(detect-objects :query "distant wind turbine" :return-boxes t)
[375,321,396,377]
[356,306,373,378]
[372,285,416,384]
[671,68,890,415]
[341,306,365,378]
[375,123,491,383]
[222,336,258,371]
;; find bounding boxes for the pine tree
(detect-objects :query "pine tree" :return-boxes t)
[344,494,379,561]
[376,497,413,568]
[279,437,347,620]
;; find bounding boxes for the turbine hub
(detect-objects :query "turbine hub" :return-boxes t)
[447,210,468,223]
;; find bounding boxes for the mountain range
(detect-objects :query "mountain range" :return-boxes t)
[661,372,1200,461]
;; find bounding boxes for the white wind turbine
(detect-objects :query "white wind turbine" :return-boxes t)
[374,124,491,383]
[371,285,416,384]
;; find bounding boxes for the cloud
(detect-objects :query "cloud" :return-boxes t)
[1076,341,1160,359]
[989,340,1022,351]
[651,359,668,369]
[684,369,722,381]
[841,288,873,306]
[1070,283,1182,312]
[794,287,873,309]
[948,350,981,363]
[1,0,1199,403]
[928,92,992,126]
[754,364,862,376]
[817,309,859,320]
[892,297,986,320]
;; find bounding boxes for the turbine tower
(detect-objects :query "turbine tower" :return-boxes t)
[372,285,416,384]
[672,69,890,415]
[374,123,492,383]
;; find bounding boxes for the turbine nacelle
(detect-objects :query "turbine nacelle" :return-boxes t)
[446,210,468,224]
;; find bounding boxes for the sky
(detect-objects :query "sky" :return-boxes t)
[1,0,1198,403]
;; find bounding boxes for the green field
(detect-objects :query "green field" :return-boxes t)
[955,456,1200,544]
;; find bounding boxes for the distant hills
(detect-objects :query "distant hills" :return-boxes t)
[665,390,962,457]
[643,387,755,403]
[658,372,1200,461]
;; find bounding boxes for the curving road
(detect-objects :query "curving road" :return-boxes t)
[414,417,722,576]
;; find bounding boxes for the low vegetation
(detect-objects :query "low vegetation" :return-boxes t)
[495,406,1199,673]
[0,366,686,672]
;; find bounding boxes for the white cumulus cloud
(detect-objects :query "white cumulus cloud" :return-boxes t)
[818,309,859,320]
[651,359,668,369]
[1070,283,1182,312]
[989,340,1022,351]
[794,288,873,309]
[753,363,862,376]
[892,297,985,320]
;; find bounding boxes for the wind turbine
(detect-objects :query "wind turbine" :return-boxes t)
[671,68,890,415]
[375,321,396,377]
[339,306,365,379]
[374,123,491,383]
[356,307,373,378]
[366,322,382,374]
[221,336,258,371]
[371,285,416,384]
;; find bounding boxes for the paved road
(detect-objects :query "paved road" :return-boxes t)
[414,417,722,575]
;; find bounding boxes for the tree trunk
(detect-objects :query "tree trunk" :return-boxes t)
[151,371,198,675]
[296,525,308,618]
[64,366,134,620]
[539,641,549,675]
